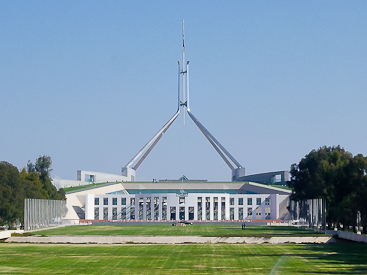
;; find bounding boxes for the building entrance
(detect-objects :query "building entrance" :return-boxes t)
[170,207,176,220]
[179,207,185,220]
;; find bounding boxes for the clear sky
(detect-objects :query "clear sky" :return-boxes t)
[1,1,367,182]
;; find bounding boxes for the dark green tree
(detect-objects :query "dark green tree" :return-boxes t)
[289,146,367,232]
[0,156,65,226]
[0,162,23,225]
[28,155,64,200]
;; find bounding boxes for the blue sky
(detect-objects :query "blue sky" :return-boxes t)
[1,1,367,181]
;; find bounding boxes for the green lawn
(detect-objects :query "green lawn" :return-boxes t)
[1,243,366,274]
[37,224,325,237]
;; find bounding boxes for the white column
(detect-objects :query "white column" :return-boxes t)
[210,196,214,221]
[85,194,95,220]
[270,194,279,219]
[261,197,266,220]
[252,196,256,220]
[193,196,198,220]
[135,196,139,221]
[225,196,230,220]
[202,197,206,221]
[218,198,221,221]
[234,198,239,220]
[158,197,162,221]
[151,197,154,221]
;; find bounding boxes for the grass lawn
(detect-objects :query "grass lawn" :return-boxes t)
[63,182,115,193]
[1,243,366,274]
[37,224,325,237]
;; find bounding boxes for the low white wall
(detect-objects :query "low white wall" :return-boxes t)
[77,170,128,184]
[325,229,367,243]
[0,231,11,239]
[0,230,24,239]
[338,231,367,243]
[53,179,89,189]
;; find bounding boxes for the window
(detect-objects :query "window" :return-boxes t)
[197,197,202,220]
[103,198,108,205]
[95,198,99,205]
[239,208,244,220]
[238,198,243,205]
[154,197,159,220]
[112,198,117,205]
[121,207,126,220]
[214,197,218,220]
[162,197,167,220]
[130,198,135,205]
[170,207,176,220]
[247,208,252,217]
[230,208,234,220]
[256,198,261,205]
[138,197,144,220]
[179,207,185,220]
[130,206,135,220]
[230,198,234,205]
[265,198,270,206]
[247,198,252,205]
[94,207,99,220]
[146,197,151,220]
[221,198,225,220]
[103,207,108,220]
[189,207,194,220]
[206,197,210,220]
[112,208,117,220]
[265,208,271,219]
[179,197,185,204]
[121,198,126,205]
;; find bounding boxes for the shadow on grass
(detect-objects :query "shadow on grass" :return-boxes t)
[216,225,324,237]
[301,243,367,272]
[240,243,367,274]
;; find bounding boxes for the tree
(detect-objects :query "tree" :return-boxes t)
[19,168,48,199]
[289,146,367,232]
[0,156,65,226]
[0,162,23,225]
[28,155,64,200]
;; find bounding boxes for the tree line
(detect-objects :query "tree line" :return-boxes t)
[0,155,65,226]
[288,146,367,233]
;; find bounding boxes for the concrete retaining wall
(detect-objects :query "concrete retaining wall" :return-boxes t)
[5,235,335,244]
[337,231,367,243]
[0,230,24,239]
[325,230,367,243]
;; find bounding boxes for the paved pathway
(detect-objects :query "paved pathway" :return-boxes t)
[6,235,335,244]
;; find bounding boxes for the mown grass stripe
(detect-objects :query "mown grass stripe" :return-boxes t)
[1,242,367,274]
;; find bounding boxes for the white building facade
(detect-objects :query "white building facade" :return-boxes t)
[85,192,279,221]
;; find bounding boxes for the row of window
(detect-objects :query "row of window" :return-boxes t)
[230,198,270,206]
[95,197,270,207]
[95,206,270,221]
[95,198,127,206]
[94,207,134,220]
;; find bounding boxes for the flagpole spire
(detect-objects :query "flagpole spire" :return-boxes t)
[182,19,186,125]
